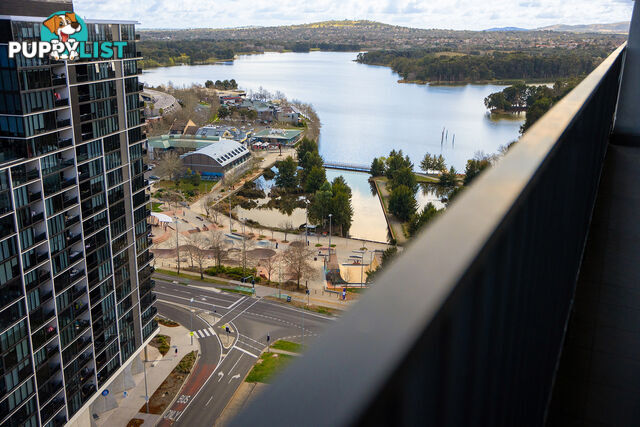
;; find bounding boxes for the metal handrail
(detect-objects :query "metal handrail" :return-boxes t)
[232,44,627,427]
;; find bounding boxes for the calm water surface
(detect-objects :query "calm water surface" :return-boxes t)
[141,52,523,170]
[142,52,523,242]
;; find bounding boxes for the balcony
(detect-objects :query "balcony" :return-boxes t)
[39,381,63,407]
[32,325,57,351]
[54,98,69,108]
[52,76,66,86]
[12,168,39,187]
[30,307,56,330]
[41,397,65,423]
[25,268,51,292]
[56,118,71,129]
[231,41,634,427]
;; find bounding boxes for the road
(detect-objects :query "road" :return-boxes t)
[153,274,334,426]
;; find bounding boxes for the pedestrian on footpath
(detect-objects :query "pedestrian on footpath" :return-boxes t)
[175,348,178,357]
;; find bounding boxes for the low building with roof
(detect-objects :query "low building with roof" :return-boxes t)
[169,118,198,136]
[253,128,304,146]
[148,134,222,159]
[180,139,251,179]
[196,125,251,144]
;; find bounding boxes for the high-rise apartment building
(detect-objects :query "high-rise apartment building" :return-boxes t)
[0,1,157,425]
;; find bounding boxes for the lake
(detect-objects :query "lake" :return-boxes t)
[235,169,391,243]
[141,51,523,171]
[141,51,523,242]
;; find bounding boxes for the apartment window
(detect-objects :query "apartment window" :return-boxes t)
[22,90,54,114]
[105,152,122,171]
[76,140,103,163]
[18,69,52,91]
[0,300,26,331]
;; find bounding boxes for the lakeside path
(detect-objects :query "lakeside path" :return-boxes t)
[373,178,408,245]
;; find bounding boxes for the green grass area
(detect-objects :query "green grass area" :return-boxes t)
[245,352,294,383]
[415,174,439,183]
[151,202,164,212]
[346,287,368,294]
[271,340,303,353]
[220,288,253,296]
[154,268,228,285]
[155,179,215,201]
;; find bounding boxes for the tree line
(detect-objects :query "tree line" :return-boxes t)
[205,79,238,90]
[484,79,579,133]
[273,138,354,236]
[370,149,495,237]
[139,40,361,69]
[356,50,601,83]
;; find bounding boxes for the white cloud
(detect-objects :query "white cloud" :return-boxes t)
[73,0,634,30]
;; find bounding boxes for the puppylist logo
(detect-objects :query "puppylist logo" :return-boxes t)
[8,12,128,61]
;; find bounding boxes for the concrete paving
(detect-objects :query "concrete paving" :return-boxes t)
[93,324,199,427]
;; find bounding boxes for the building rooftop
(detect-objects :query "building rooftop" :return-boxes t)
[253,128,303,140]
[181,139,249,167]
[148,134,221,150]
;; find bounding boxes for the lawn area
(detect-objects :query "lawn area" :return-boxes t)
[154,268,228,285]
[271,340,303,353]
[245,352,294,383]
[155,179,216,201]
[151,202,164,212]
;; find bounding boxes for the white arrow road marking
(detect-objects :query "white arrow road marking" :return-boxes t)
[228,374,240,383]
[217,372,224,382]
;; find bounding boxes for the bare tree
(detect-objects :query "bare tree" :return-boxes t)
[261,254,278,284]
[282,241,315,290]
[202,194,216,220]
[190,234,210,279]
[279,220,294,242]
[208,229,230,267]
[222,168,239,190]
[156,152,186,182]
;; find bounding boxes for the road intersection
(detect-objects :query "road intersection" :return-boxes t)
[153,275,334,426]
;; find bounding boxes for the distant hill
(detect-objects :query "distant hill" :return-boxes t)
[484,27,529,32]
[537,22,629,34]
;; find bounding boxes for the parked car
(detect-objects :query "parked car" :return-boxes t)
[149,175,160,180]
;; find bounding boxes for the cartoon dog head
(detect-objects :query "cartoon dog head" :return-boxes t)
[43,13,82,43]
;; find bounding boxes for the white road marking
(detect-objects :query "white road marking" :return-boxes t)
[225,297,263,324]
[234,345,259,358]
[202,329,211,337]
[206,396,214,406]
[228,353,244,375]
[228,374,241,383]
[217,371,224,382]
[226,296,246,310]
[208,327,216,336]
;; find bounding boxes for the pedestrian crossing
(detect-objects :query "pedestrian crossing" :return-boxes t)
[191,327,216,338]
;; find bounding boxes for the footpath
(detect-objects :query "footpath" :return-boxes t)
[93,324,198,427]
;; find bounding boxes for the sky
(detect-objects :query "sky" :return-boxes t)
[74,0,634,30]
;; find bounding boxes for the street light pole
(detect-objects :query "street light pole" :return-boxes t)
[328,214,333,254]
[143,346,149,413]
[241,218,247,276]
[175,215,180,275]
[305,201,309,246]
[228,195,233,233]
[360,247,366,288]
[190,297,194,345]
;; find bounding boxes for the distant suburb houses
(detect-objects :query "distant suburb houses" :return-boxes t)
[217,90,302,125]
